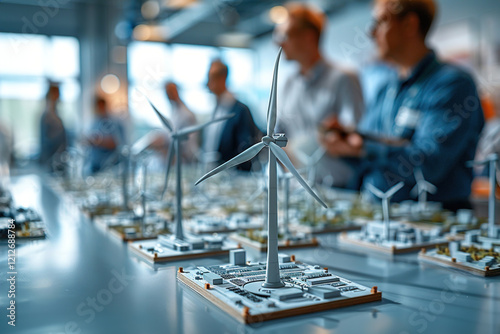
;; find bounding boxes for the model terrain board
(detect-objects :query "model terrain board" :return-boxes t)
[419,226,500,276]
[177,249,381,323]
[129,233,239,262]
[0,206,46,240]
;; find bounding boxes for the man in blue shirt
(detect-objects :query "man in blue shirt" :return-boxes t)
[320,0,484,211]
[85,97,125,175]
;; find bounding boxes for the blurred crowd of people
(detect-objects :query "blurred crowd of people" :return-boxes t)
[2,0,498,211]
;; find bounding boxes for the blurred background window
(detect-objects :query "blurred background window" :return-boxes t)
[127,42,257,135]
[0,33,80,161]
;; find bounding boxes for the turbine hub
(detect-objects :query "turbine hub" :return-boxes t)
[273,133,288,148]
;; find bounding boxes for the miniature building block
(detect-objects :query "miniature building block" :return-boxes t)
[455,251,472,263]
[203,272,223,285]
[457,209,474,224]
[308,286,341,299]
[278,254,291,263]
[230,249,246,266]
[449,241,461,256]
[465,230,480,243]
[178,267,184,273]
[450,225,468,235]
[204,283,211,289]
[270,288,303,301]
[477,256,495,267]
[306,276,340,285]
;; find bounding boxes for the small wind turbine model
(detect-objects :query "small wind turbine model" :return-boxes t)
[468,153,499,238]
[120,130,164,211]
[366,182,404,241]
[145,96,233,246]
[195,48,327,290]
[411,168,437,210]
[295,146,326,186]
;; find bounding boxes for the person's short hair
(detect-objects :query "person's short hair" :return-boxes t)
[382,0,437,38]
[286,2,326,41]
[46,81,60,99]
[210,59,229,80]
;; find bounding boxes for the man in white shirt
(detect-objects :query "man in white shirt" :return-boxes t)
[274,3,364,188]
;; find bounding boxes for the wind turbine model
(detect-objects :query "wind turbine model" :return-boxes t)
[145,96,233,247]
[366,182,404,241]
[295,146,326,186]
[411,168,437,210]
[196,48,327,290]
[468,153,499,238]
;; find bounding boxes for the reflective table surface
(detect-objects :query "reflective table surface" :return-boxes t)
[1,174,499,334]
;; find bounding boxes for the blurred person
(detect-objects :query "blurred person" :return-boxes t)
[84,96,125,174]
[319,0,484,211]
[39,82,67,172]
[474,92,500,177]
[0,124,12,190]
[165,81,198,162]
[274,2,365,188]
[202,59,259,171]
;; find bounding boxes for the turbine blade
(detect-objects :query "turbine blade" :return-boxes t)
[310,147,326,165]
[467,154,499,167]
[195,142,266,185]
[366,183,386,199]
[410,184,419,197]
[294,150,309,166]
[144,96,174,132]
[161,140,175,199]
[269,142,327,208]
[422,181,437,194]
[131,130,160,156]
[266,48,282,136]
[385,181,405,198]
[176,113,235,137]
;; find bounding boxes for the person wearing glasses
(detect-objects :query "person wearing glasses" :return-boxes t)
[274,2,365,188]
[319,0,484,211]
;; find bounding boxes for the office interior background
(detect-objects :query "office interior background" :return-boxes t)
[1,0,499,163]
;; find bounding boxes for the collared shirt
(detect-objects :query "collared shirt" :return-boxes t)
[202,91,234,155]
[359,51,485,203]
[277,58,364,187]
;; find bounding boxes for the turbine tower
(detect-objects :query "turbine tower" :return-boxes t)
[145,97,233,242]
[196,48,327,289]
[366,182,404,241]
[468,153,499,238]
[411,168,437,210]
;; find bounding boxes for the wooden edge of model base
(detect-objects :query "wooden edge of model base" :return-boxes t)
[177,272,382,324]
[419,252,500,277]
[339,232,449,254]
[108,227,160,242]
[128,243,230,263]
